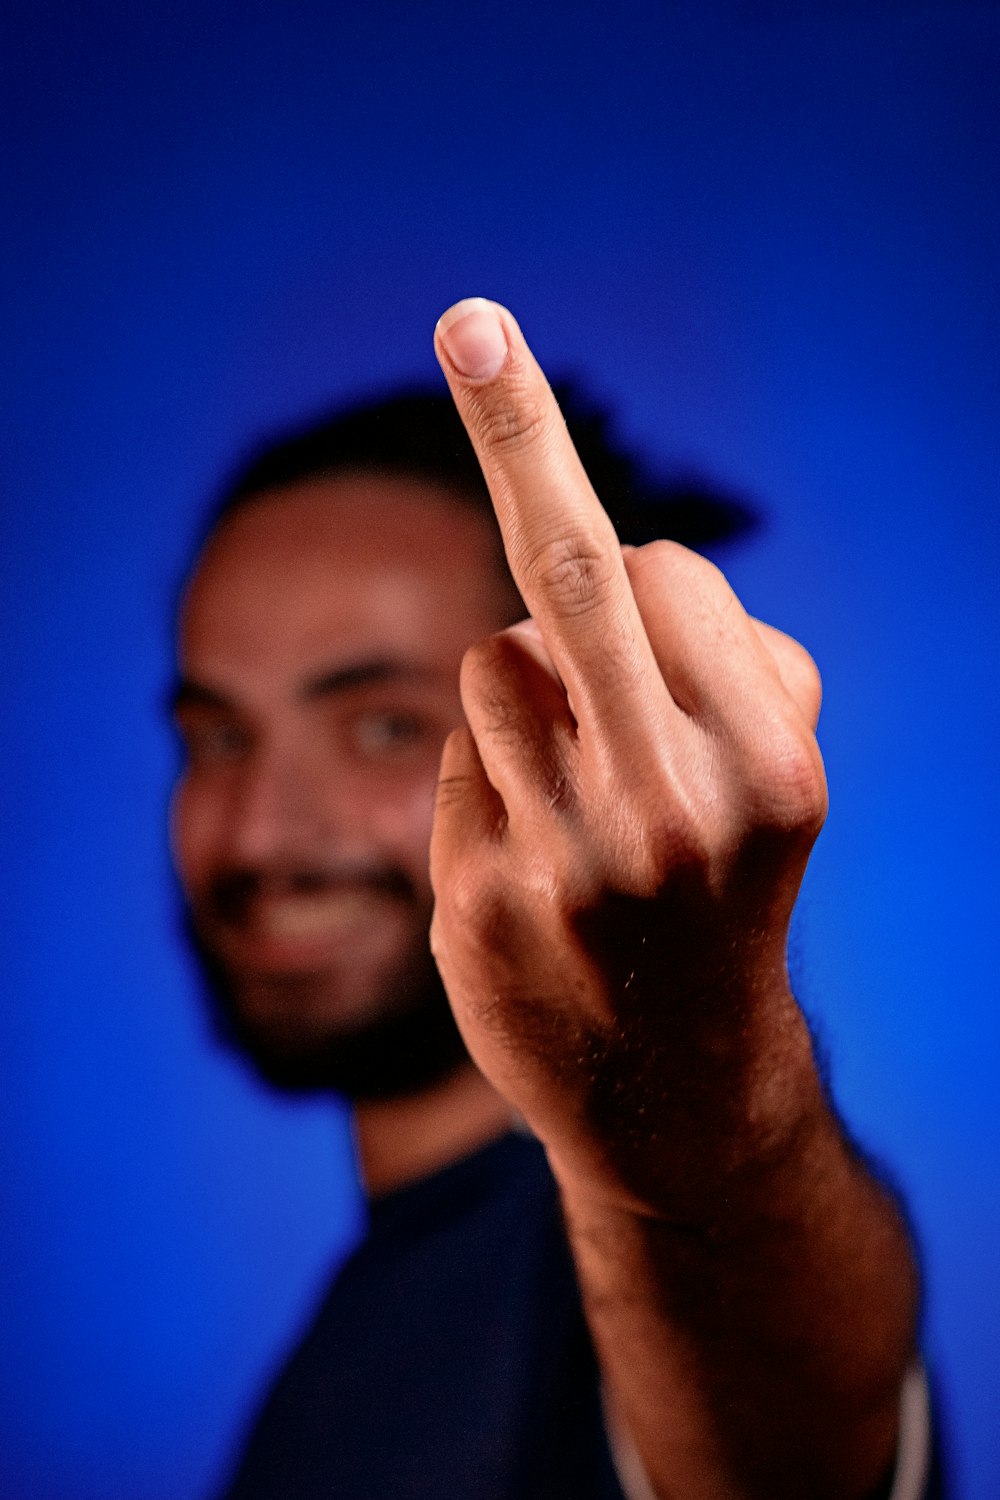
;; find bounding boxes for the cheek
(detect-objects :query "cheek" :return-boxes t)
[367,769,441,889]
[169,776,213,893]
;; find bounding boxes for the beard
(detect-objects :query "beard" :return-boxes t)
[182,867,470,1102]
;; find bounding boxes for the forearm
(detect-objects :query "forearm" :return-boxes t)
[551,1063,920,1500]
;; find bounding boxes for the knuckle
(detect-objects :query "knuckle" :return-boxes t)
[523,531,616,618]
[627,537,723,595]
[442,862,526,964]
[784,633,820,684]
[789,643,823,720]
[645,812,715,889]
[433,769,473,815]
[765,627,823,717]
[444,859,496,929]
[435,726,476,798]
[602,784,714,894]
[757,724,828,833]
[469,380,549,456]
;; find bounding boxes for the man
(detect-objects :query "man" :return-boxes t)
[172,299,940,1498]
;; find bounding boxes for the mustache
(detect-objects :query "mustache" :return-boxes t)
[206,863,419,922]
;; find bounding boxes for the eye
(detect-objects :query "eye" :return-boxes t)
[351,710,430,758]
[177,720,252,765]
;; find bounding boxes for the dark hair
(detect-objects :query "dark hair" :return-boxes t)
[211,383,758,552]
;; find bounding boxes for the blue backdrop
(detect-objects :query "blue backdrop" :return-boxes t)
[2,2,997,1495]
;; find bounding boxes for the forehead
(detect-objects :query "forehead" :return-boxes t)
[179,473,516,691]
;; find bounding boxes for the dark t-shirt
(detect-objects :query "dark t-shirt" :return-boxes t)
[222,1133,625,1498]
[221,1131,947,1499]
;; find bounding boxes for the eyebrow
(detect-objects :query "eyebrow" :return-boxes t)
[302,658,438,701]
[169,658,438,717]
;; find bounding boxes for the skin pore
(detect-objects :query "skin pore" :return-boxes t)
[172,472,520,1190]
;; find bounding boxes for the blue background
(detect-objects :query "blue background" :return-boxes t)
[2,1,997,1495]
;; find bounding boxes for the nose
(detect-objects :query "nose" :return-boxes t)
[224,738,325,868]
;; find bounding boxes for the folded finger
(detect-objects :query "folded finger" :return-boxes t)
[459,620,578,815]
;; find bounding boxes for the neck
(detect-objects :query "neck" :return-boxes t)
[353,1061,516,1196]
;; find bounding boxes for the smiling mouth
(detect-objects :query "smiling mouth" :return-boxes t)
[250,888,391,940]
[201,883,414,974]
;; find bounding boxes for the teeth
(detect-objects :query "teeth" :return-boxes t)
[256,891,377,939]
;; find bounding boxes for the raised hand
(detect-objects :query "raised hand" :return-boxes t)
[428,299,919,1500]
[429,297,827,1207]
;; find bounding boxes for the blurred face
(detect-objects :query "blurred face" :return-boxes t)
[171,473,520,1097]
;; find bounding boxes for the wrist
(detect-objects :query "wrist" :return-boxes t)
[543,1022,839,1227]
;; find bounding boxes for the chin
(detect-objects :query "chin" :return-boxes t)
[185,915,470,1101]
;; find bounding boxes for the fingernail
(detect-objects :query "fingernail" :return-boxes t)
[436,298,508,380]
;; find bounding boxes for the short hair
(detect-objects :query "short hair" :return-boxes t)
[210,383,758,552]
